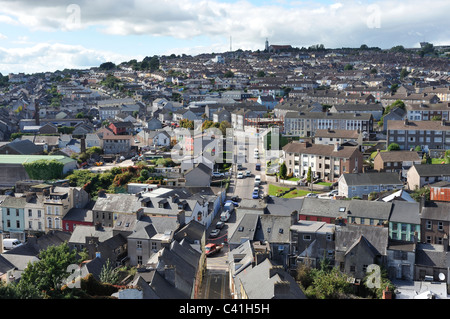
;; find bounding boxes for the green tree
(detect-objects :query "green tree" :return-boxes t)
[306,166,312,183]
[400,68,409,80]
[344,64,353,71]
[224,70,234,78]
[279,162,287,179]
[99,61,116,70]
[256,70,266,77]
[18,242,84,298]
[387,143,400,151]
[99,259,120,285]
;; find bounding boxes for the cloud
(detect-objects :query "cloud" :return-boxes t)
[0,0,449,70]
[0,42,134,73]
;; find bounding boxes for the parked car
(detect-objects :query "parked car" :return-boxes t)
[209,229,221,238]
[306,193,318,198]
[230,195,240,202]
[255,163,261,171]
[212,172,224,178]
[327,190,339,197]
[237,172,244,179]
[245,170,251,177]
[252,190,259,199]
[216,221,225,229]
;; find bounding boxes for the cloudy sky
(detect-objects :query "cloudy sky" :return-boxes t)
[0,0,449,74]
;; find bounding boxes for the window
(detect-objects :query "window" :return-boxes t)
[28,209,32,217]
[360,218,365,224]
[28,221,32,229]
[38,222,42,230]
[438,221,444,231]
[47,217,52,228]
[426,236,432,243]
[426,220,432,230]
[137,241,142,249]
[137,255,142,265]
[54,206,60,215]
[38,210,41,218]
[350,265,356,272]
[151,242,157,250]
[303,235,312,241]
[326,234,333,241]
[47,206,52,215]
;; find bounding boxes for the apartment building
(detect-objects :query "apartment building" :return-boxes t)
[387,119,450,154]
[282,141,363,181]
[284,111,373,137]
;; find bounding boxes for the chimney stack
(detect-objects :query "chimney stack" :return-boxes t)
[164,265,176,287]
[274,281,290,297]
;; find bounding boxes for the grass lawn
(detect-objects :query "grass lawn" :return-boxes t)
[431,158,446,164]
[316,181,332,186]
[268,184,319,198]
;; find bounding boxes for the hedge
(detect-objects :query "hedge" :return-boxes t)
[23,159,64,180]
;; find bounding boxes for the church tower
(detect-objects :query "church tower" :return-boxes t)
[265,38,269,52]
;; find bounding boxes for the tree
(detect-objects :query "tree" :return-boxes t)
[387,143,400,151]
[17,242,84,298]
[99,61,116,70]
[344,64,353,71]
[224,70,234,78]
[256,70,266,77]
[279,162,287,179]
[306,166,312,183]
[400,68,409,80]
[99,259,120,285]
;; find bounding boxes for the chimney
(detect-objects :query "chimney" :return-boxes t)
[274,281,291,297]
[334,143,341,151]
[254,251,270,266]
[404,118,409,125]
[164,265,176,287]
[269,265,284,278]
[291,210,298,226]
[382,286,393,299]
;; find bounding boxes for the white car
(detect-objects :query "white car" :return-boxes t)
[212,172,224,178]
[327,190,338,197]
[237,172,244,179]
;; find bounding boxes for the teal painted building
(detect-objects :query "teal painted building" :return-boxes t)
[0,196,27,242]
[388,201,421,242]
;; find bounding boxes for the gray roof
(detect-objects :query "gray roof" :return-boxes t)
[264,197,303,216]
[93,193,143,213]
[421,202,450,221]
[335,224,389,256]
[0,139,43,155]
[415,243,450,268]
[412,164,450,177]
[300,198,351,219]
[234,258,306,299]
[257,215,291,244]
[69,225,115,244]
[229,213,260,245]
[347,200,392,220]
[389,200,420,224]
[340,172,403,186]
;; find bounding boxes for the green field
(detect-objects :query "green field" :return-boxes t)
[268,184,319,198]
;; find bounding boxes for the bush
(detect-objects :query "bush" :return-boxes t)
[23,159,64,180]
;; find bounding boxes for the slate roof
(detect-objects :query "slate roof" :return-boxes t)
[340,172,403,186]
[335,224,389,256]
[347,200,393,220]
[93,193,142,213]
[421,202,450,221]
[411,164,450,177]
[229,213,260,246]
[234,258,306,299]
[388,120,450,131]
[389,200,421,224]
[299,198,351,219]
[415,243,450,268]
[257,215,291,244]
[264,197,303,216]
[0,139,43,155]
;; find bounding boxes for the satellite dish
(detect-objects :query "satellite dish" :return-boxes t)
[439,273,446,281]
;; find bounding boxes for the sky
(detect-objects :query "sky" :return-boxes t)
[0,0,449,74]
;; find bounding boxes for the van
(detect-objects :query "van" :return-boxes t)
[220,210,231,222]
[3,238,23,250]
